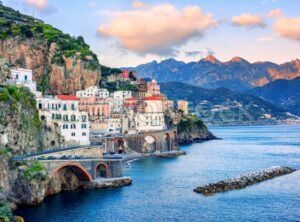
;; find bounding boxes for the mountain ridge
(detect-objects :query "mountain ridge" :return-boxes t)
[122,56,300,92]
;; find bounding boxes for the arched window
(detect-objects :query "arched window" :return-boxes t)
[63,124,68,129]
[71,124,76,129]
[71,132,75,136]
[82,132,86,136]
[81,124,87,129]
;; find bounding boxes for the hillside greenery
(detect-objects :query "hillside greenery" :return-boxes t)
[0,4,99,70]
[161,82,292,124]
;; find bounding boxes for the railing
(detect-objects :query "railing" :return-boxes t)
[11,142,104,161]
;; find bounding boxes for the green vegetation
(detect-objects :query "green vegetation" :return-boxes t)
[0,85,42,128]
[100,65,122,77]
[178,114,205,133]
[22,161,46,180]
[0,4,99,70]
[0,200,12,222]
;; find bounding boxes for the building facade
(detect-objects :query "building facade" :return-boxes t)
[7,68,37,91]
[177,100,189,114]
[36,95,90,145]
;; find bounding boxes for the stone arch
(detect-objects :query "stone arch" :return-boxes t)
[143,135,157,153]
[163,133,171,152]
[46,163,92,196]
[95,162,110,178]
[50,163,92,182]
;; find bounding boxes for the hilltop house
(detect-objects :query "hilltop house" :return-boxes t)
[7,68,37,92]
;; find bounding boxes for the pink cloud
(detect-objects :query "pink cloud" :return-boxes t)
[25,0,56,13]
[231,14,266,28]
[98,3,218,55]
[273,17,300,41]
[26,0,48,10]
[267,8,283,18]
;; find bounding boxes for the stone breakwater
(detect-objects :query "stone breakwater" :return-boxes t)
[194,166,296,196]
[83,177,132,189]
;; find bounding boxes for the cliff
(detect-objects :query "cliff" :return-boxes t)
[165,111,216,144]
[0,85,65,209]
[176,114,216,144]
[0,5,100,94]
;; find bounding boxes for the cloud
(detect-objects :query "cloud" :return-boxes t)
[231,14,266,28]
[132,0,148,9]
[185,50,203,57]
[268,8,282,18]
[262,0,278,5]
[256,36,274,42]
[273,17,300,41]
[98,2,218,56]
[25,0,56,13]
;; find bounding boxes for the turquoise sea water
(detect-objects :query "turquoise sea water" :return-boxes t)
[16,125,300,222]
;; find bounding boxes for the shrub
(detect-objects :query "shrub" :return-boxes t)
[0,200,12,222]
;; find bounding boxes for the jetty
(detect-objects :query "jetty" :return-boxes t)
[194,166,296,196]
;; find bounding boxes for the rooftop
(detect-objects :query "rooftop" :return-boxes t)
[56,95,80,101]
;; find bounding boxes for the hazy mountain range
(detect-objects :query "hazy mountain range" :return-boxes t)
[160,82,295,124]
[249,77,300,115]
[123,56,300,92]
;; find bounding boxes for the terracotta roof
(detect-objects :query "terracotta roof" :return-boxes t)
[126,97,137,101]
[56,95,79,101]
[144,96,161,101]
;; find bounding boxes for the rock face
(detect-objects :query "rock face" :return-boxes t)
[0,86,65,154]
[194,166,296,196]
[12,164,49,206]
[176,114,216,144]
[0,38,100,94]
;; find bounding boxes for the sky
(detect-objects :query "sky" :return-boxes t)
[3,0,300,67]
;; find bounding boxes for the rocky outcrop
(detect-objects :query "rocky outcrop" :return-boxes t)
[11,164,48,206]
[0,38,100,94]
[155,150,186,158]
[194,166,296,196]
[176,114,216,144]
[83,177,132,189]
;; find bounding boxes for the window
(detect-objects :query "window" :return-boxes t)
[81,124,87,129]
[63,124,68,129]
[25,75,28,81]
[71,124,76,129]
[16,74,19,80]
[63,104,67,110]
[71,104,75,110]
[82,132,86,136]
[52,113,55,119]
[82,115,87,122]
[71,115,76,121]
[71,133,75,136]
[63,115,68,121]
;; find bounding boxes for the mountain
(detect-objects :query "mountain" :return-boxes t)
[123,56,300,92]
[0,4,100,94]
[249,77,300,115]
[160,82,296,124]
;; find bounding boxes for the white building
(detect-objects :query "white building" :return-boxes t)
[113,91,132,100]
[109,98,124,113]
[7,68,37,91]
[135,113,166,132]
[76,86,109,98]
[144,96,163,113]
[36,95,90,146]
[107,118,122,134]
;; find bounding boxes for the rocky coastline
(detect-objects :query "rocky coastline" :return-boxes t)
[194,166,296,196]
